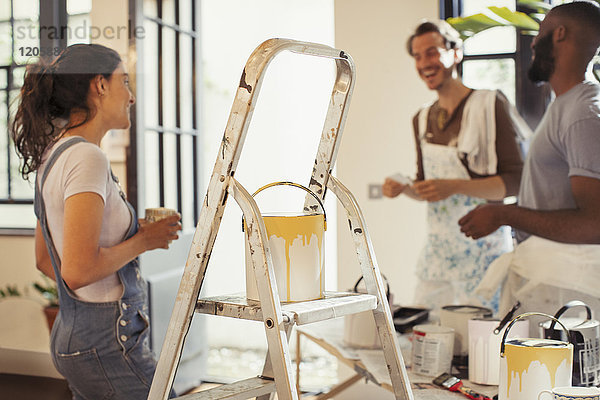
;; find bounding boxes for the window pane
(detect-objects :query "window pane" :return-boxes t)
[0,204,36,228]
[161,25,176,130]
[462,0,516,55]
[163,133,178,209]
[67,14,91,45]
[144,0,158,19]
[180,135,195,230]
[462,58,516,105]
[0,1,9,21]
[12,67,26,88]
[13,0,39,19]
[0,69,6,89]
[14,20,40,65]
[67,0,91,15]
[0,89,7,198]
[0,23,12,65]
[179,34,193,132]
[144,130,160,207]
[179,0,193,32]
[143,19,159,128]
[161,0,176,25]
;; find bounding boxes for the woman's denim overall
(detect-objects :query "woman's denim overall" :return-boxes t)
[34,137,175,400]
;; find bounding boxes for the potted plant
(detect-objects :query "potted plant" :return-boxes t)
[0,279,59,330]
[33,277,59,330]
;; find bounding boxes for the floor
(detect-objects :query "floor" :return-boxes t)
[0,373,72,400]
[205,346,338,393]
[0,347,337,400]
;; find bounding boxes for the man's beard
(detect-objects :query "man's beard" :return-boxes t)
[528,31,555,84]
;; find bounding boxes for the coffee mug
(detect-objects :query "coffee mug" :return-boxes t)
[538,386,600,400]
[145,207,178,222]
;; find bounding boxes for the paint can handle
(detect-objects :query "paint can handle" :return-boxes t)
[242,181,326,231]
[500,312,571,357]
[548,300,592,332]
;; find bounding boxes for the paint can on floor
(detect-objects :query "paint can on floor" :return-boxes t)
[411,324,455,377]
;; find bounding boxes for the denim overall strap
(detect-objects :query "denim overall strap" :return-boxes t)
[34,136,87,300]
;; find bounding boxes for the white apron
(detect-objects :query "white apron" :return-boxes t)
[415,132,511,310]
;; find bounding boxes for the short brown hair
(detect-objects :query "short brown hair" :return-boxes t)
[407,20,463,56]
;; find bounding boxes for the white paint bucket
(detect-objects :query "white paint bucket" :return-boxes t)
[440,305,493,359]
[468,318,530,385]
[412,324,455,377]
[343,276,392,349]
[499,312,573,400]
[244,182,326,303]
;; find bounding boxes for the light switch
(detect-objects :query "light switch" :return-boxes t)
[368,184,383,199]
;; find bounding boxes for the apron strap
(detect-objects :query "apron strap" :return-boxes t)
[417,105,431,142]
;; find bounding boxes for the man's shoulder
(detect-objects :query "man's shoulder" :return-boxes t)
[558,81,600,120]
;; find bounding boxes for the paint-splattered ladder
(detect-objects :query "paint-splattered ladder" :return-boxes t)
[148,38,414,400]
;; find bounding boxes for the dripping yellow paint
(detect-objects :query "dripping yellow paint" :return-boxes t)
[263,213,325,302]
[504,339,572,397]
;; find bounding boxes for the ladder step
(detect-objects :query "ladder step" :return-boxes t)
[176,377,275,400]
[196,291,378,325]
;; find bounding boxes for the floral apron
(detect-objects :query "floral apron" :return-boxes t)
[34,137,174,400]
[415,139,510,311]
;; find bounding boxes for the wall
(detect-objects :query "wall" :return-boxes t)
[333,1,437,395]
[335,0,437,305]
[199,0,337,351]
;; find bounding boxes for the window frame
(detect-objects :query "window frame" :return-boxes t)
[440,0,551,130]
[0,0,94,234]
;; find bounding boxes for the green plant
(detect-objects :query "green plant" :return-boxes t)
[32,277,59,307]
[447,0,600,82]
[0,284,22,298]
[0,276,58,307]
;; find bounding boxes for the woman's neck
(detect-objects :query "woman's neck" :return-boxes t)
[61,113,105,146]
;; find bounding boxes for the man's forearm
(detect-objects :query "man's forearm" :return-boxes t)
[501,204,600,244]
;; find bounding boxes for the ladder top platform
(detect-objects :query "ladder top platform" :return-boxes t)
[196,291,378,326]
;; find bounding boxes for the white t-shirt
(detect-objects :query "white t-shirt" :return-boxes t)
[38,136,131,302]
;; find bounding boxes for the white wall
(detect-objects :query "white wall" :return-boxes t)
[199,0,337,350]
[335,0,437,305]
[333,1,437,397]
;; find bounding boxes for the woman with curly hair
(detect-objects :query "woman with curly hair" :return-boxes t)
[12,43,179,399]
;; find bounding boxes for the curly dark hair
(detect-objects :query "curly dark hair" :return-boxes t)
[406,20,463,56]
[11,43,122,180]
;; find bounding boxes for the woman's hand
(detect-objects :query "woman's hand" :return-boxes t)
[137,214,182,250]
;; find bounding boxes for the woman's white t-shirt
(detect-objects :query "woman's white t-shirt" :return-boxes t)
[38,136,131,302]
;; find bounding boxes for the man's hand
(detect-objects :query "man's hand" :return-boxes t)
[382,177,407,198]
[412,179,458,202]
[458,203,506,239]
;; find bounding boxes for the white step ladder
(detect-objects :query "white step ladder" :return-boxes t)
[147,38,414,400]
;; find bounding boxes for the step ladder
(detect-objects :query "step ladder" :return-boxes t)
[148,38,414,400]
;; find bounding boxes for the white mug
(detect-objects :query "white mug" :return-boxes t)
[538,386,600,400]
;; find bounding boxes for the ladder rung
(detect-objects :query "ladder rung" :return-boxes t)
[195,291,378,325]
[175,377,275,400]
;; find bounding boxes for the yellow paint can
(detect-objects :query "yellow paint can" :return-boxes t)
[244,182,326,302]
[499,313,573,400]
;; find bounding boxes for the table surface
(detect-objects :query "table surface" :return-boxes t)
[296,319,498,400]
